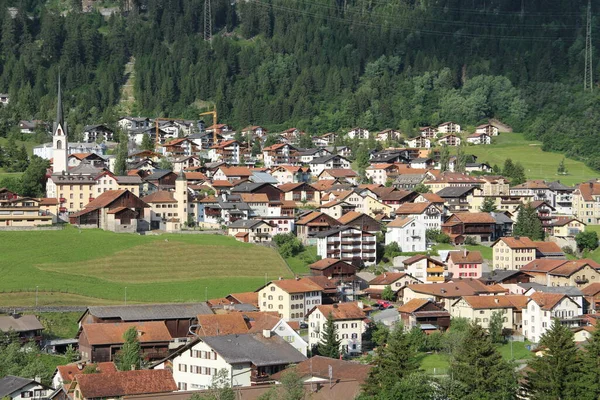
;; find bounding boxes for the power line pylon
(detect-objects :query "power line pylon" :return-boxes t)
[585,0,593,91]
[204,0,212,41]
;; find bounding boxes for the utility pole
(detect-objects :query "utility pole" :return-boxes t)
[204,0,212,41]
[585,0,593,91]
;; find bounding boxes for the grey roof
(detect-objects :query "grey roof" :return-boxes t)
[297,148,325,156]
[547,181,574,192]
[250,172,279,184]
[86,303,213,321]
[312,225,357,238]
[145,170,174,180]
[83,124,112,132]
[356,271,376,282]
[0,315,44,333]
[393,174,426,184]
[411,158,431,163]
[201,333,307,366]
[227,219,266,229]
[68,161,105,175]
[231,182,274,193]
[480,270,527,283]
[517,283,583,296]
[0,376,40,397]
[309,154,345,165]
[436,186,477,198]
[116,176,143,184]
[372,309,399,324]
[491,212,514,224]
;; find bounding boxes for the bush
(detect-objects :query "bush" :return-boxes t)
[576,231,599,251]
[464,236,478,245]
[562,246,574,256]
[273,233,305,258]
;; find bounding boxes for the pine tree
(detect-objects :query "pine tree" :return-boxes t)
[114,133,129,176]
[557,158,567,175]
[513,203,544,240]
[503,158,515,178]
[317,312,341,359]
[140,134,155,151]
[449,324,517,400]
[488,310,504,344]
[512,162,526,185]
[579,324,600,400]
[526,319,582,400]
[455,142,467,173]
[479,197,497,213]
[439,144,450,172]
[117,327,142,371]
[363,324,419,396]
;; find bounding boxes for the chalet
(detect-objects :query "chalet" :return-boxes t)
[118,117,151,132]
[309,259,357,281]
[550,217,586,238]
[385,217,426,253]
[69,190,150,233]
[545,260,600,288]
[257,278,324,321]
[441,212,496,244]
[309,155,351,176]
[240,126,267,138]
[466,132,491,145]
[228,219,274,243]
[145,170,178,190]
[295,211,342,243]
[419,126,437,139]
[371,186,418,206]
[436,186,482,213]
[405,136,431,148]
[314,226,377,267]
[270,356,371,385]
[70,370,177,400]
[437,121,461,134]
[262,143,299,168]
[369,149,410,163]
[394,202,442,230]
[213,166,253,183]
[0,197,55,227]
[0,315,44,345]
[78,321,172,362]
[397,299,450,332]
[209,140,241,164]
[278,182,319,205]
[307,302,367,355]
[78,303,213,338]
[424,172,485,192]
[280,127,303,143]
[582,283,600,313]
[523,292,582,343]
[375,129,402,142]
[366,164,403,186]
[347,127,370,140]
[230,182,283,202]
[313,132,337,146]
[319,199,356,220]
[83,124,114,143]
[162,138,199,158]
[475,124,499,136]
[337,211,381,233]
[271,165,311,184]
[0,376,52,400]
[446,250,484,279]
[491,236,537,271]
[366,272,421,299]
[479,269,533,294]
[402,254,446,284]
[451,295,528,332]
[325,145,352,158]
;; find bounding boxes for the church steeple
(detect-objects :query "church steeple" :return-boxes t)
[52,72,68,174]
[56,72,64,129]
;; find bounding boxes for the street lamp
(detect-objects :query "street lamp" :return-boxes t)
[35,286,39,307]
[125,287,127,305]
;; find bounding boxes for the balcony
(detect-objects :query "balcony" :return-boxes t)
[427,266,445,273]
[428,276,445,282]
[59,207,67,213]
[575,277,589,285]
[59,198,66,203]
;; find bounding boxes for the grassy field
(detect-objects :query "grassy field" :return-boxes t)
[285,246,318,275]
[36,312,83,339]
[432,244,493,260]
[0,228,292,306]
[460,133,598,186]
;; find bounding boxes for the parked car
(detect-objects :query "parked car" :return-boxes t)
[376,300,392,308]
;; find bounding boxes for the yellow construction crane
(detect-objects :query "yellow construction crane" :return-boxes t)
[154,117,174,149]
[199,109,218,145]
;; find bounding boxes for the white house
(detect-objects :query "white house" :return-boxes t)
[475,124,499,136]
[249,315,308,356]
[307,302,368,355]
[257,279,324,321]
[308,155,351,176]
[437,122,461,134]
[522,292,582,343]
[385,217,426,252]
[405,137,431,149]
[394,202,443,230]
[466,132,491,145]
[0,376,52,400]
[315,226,377,266]
[155,333,306,391]
[347,128,370,140]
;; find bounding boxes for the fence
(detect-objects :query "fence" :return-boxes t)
[0,225,65,232]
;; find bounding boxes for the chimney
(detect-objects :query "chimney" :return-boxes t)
[463,248,467,257]
[262,329,271,338]
[77,364,83,370]
[357,301,364,309]
[137,330,143,337]
[131,364,136,371]
[494,298,499,304]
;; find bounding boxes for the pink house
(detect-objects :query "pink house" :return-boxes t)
[446,250,484,279]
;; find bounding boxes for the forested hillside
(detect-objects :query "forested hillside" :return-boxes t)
[1,0,600,167]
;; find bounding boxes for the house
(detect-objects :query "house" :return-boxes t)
[154,332,306,390]
[307,302,367,355]
[441,212,496,244]
[318,169,359,185]
[145,170,178,190]
[313,132,337,146]
[475,124,499,136]
[385,217,426,253]
[397,299,450,332]
[419,126,437,139]
[230,182,283,202]
[375,129,402,142]
[309,259,357,281]
[402,280,507,314]
[424,172,486,193]
[365,164,402,186]
[227,219,274,243]
[0,315,44,345]
[437,121,461,134]
[451,295,528,332]
[319,200,356,220]
[315,226,377,267]
[52,362,117,389]
[195,313,250,336]
[19,120,45,134]
[309,155,351,176]
[410,157,435,169]
[436,186,482,213]
[257,279,324,321]
[548,181,574,215]
[549,217,585,238]
[271,165,311,184]
[162,139,199,159]
[78,321,172,362]
[70,369,177,399]
[209,140,241,164]
[366,272,421,299]
[402,254,446,284]
[479,269,533,294]
[118,117,151,132]
[491,211,514,238]
[82,124,114,143]
[246,314,308,356]
[572,181,600,224]
[446,250,484,279]
[533,241,565,259]
[545,260,600,288]
[522,292,582,343]
[212,166,253,183]
[466,132,491,145]
[78,303,213,338]
[492,237,537,271]
[405,136,431,148]
[581,283,600,313]
[295,211,341,244]
[347,127,370,140]
[270,356,371,385]
[0,197,55,227]
[437,134,461,146]
[69,190,151,233]
[240,126,267,138]
[337,211,381,233]
[0,93,8,106]
[0,376,52,400]
[394,202,442,230]
[262,144,299,168]
[278,182,320,205]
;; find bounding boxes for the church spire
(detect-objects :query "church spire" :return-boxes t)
[56,71,64,128]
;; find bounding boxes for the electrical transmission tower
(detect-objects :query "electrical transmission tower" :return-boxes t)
[204,0,212,41]
[585,0,593,91]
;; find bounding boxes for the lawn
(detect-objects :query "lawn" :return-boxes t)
[285,246,318,275]
[460,133,598,186]
[36,312,83,339]
[0,137,38,156]
[419,353,449,375]
[432,244,493,260]
[497,340,533,361]
[0,169,21,181]
[0,228,292,306]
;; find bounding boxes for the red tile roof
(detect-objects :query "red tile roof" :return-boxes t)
[228,292,259,306]
[309,258,353,271]
[496,236,537,249]
[270,356,371,384]
[196,313,249,336]
[141,191,177,203]
[308,302,366,320]
[529,292,570,311]
[448,250,483,264]
[81,322,172,345]
[395,202,432,214]
[57,362,116,383]
[321,169,358,178]
[386,217,414,228]
[369,272,407,285]
[272,278,324,294]
[459,295,528,310]
[397,299,430,313]
[75,369,177,398]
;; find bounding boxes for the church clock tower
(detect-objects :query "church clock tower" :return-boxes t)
[52,75,68,174]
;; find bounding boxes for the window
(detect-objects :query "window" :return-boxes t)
[178,382,188,391]
[271,286,275,291]
[279,295,283,300]
[179,364,188,372]
[279,305,283,310]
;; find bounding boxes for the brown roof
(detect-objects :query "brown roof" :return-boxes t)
[196,313,249,336]
[548,260,597,277]
[39,197,59,206]
[305,275,339,292]
[577,182,600,202]
[582,283,600,296]
[228,292,259,306]
[397,298,430,313]
[277,183,304,192]
[521,259,568,273]
[420,193,444,203]
[407,280,506,298]
[337,211,369,225]
[529,292,570,311]
[75,369,177,398]
[57,362,117,383]
[211,180,234,187]
[311,180,336,191]
[402,254,444,266]
[81,322,172,345]
[308,302,366,320]
[309,258,352,271]
[533,241,563,254]
[141,190,177,203]
[184,172,207,180]
[395,202,431,215]
[496,236,537,249]
[512,180,549,190]
[448,250,483,264]
[321,169,358,178]
[84,190,135,210]
[271,278,324,294]
[369,272,407,285]
[451,212,495,224]
[218,166,253,177]
[386,217,414,228]
[459,295,529,310]
[270,356,371,384]
[247,314,282,333]
[296,211,340,227]
[239,193,270,203]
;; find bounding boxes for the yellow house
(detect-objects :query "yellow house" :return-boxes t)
[258,278,324,321]
[451,295,528,331]
[0,197,54,227]
[492,237,537,271]
[363,195,393,218]
[546,261,600,288]
[573,181,600,224]
[550,217,586,238]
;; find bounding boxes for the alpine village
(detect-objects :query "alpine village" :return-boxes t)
[2,1,600,400]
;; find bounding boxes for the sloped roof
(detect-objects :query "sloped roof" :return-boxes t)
[395,202,432,215]
[529,292,573,311]
[308,302,366,320]
[459,295,528,310]
[270,356,371,384]
[581,283,600,296]
[75,370,177,398]
[321,169,358,178]
[0,315,44,333]
[141,190,177,203]
[196,314,249,336]
[496,236,537,249]
[227,292,259,306]
[369,272,407,285]
[57,362,117,383]
[547,260,599,277]
[86,303,213,321]
[450,212,495,224]
[407,280,506,297]
[403,254,444,266]
[448,250,483,264]
[397,299,431,313]
[271,278,324,294]
[81,321,172,345]
[387,217,414,228]
[533,241,563,255]
[309,258,353,271]
[0,376,43,397]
